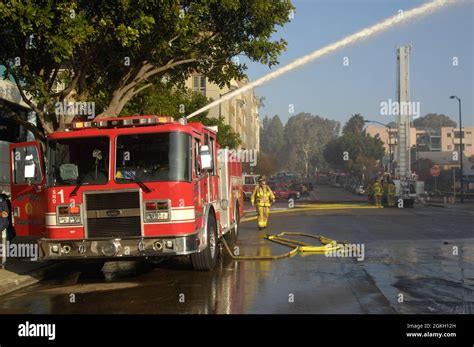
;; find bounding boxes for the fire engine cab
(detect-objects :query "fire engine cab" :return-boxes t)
[9,115,244,270]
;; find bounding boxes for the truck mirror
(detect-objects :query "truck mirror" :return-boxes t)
[200,145,212,171]
[24,162,36,179]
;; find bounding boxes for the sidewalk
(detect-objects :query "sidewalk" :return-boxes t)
[0,259,59,296]
[0,236,60,296]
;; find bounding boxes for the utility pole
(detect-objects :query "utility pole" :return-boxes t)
[450,96,463,203]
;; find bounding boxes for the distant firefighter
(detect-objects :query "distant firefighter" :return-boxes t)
[384,180,396,207]
[373,180,383,207]
[251,175,275,230]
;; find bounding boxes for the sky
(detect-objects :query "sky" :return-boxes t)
[241,0,474,127]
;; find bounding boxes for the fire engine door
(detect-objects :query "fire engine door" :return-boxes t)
[9,141,46,237]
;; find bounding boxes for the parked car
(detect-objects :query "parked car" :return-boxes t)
[268,183,301,201]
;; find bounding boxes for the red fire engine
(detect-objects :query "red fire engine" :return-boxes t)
[9,115,244,270]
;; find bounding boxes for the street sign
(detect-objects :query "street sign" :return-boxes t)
[430,165,441,177]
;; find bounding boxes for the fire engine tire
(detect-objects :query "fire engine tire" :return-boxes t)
[191,213,218,271]
[230,202,240,242]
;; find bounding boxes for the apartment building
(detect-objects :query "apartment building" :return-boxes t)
[366,124,474,157]
[185,74,260,152]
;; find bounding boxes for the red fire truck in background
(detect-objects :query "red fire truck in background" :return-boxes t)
[9,115,244,270]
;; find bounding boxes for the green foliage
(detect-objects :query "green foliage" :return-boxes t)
[342,113,365,135]
[323,115,385,175]
[260,112,340,175]
[261,115,285,154]
[0,0,294,135]
[414,113,457,130]
[122,81,241,148]
[122,81,208,118]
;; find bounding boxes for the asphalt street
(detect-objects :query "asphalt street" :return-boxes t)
[0,186,472,314]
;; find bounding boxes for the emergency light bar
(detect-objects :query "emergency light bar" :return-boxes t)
[70,116,174,130]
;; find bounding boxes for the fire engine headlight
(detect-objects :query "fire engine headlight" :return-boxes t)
[145,212,157,221]
[144,201,169,222]
[145,211,169,222]
[58,216,81,224]
[59,216,70,224]
[157,212,169,220]
[57,205,82,224]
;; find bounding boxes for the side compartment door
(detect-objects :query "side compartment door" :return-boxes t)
[9,141,46,237]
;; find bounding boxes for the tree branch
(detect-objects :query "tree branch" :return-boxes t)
[130,83,153,98]
[96,58,197,118]
[50,63,84,100]
[9,68,42,117]
[47,67,60,93]
[141,58,196,81]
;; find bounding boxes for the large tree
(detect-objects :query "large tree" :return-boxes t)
[0,0,294,140]
[283,112,339,176]
[414,113,457,130]
[342,113,365,136]
[260,114,285,155]
[122,81,241,148]
[323,132,385,176]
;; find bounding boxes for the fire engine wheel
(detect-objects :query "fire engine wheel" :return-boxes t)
[231,202,240,242]
[191,213,218,271]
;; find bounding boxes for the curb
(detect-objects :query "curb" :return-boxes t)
[426,203,446,208]
[0,262,60,296]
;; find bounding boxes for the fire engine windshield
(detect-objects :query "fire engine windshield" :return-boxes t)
[47,137,110,186]
[115,132,191,183]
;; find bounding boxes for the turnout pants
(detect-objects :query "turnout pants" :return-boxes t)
[374,195,382,206]
[257,206,270,228]
[387,194,395,207]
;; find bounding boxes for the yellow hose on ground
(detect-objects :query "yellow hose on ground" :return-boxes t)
[222,232,346,260]
[222,203,357,260]
[241,203,382,223]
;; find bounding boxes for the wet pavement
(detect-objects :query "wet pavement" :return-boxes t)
[0,186,472,314]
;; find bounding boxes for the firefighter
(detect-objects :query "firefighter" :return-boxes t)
[373,179,383,207]
[0,191,11,239]
[1,193,9,227]
[367,179,374,205]
[385,179,396,207]
[250,175,275,230]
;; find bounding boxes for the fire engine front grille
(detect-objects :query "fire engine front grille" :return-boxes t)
[85,191,141,238]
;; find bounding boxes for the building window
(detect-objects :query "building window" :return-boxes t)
[467,131,472,135]
[193,75,206,96]
[447,133,451,137]
[447,145,452,150]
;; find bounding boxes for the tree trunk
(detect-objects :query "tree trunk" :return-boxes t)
[95,58,196,119]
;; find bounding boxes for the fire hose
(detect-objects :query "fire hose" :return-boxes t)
[222,232,347,261]
[220,204,356,260]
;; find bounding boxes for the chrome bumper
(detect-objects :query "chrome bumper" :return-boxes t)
[38,234,199,260]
